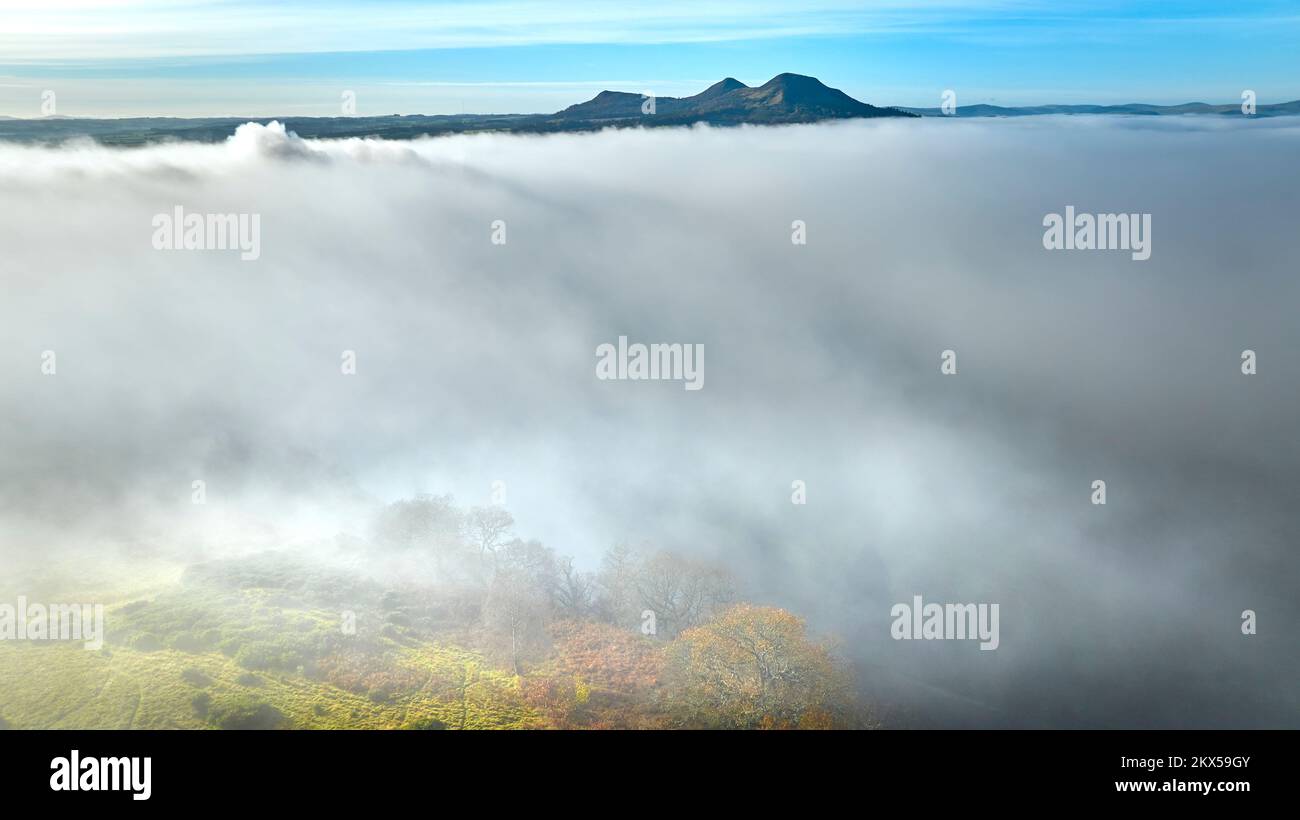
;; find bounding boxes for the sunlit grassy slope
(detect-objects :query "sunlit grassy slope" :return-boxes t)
[0,635,539,730]
[0,551,669,729]
[0,555,553,729]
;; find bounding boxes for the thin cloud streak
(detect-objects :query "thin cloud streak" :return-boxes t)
[0,1,1049,61]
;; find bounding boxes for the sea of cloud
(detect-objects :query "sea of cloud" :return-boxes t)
[0,116,1296,726]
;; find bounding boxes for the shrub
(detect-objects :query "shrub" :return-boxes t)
[180,668,211,687]
[209,701,284,730]
[170,632,210,652]
[405,718,447,730]
[131,633,162,652]
[191,692,211,718]
[233,642,277,670]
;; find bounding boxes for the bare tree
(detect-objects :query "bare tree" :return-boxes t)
[633,551,734,637]
[595,542,641,628]
[465,506,514,561]
[496,538,557,591]
[554,556,595,619]
[483,566,550,675]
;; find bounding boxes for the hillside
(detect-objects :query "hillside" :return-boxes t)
[0,499,871,730]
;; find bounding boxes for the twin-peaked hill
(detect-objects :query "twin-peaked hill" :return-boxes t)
[549,73,915,125]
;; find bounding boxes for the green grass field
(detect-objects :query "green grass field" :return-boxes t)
[0,554,550,729]
[0,631,540,730]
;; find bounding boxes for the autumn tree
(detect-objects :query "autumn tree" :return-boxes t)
[665,604,854,729]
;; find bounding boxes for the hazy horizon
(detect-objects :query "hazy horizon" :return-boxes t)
[3,81,1300,122]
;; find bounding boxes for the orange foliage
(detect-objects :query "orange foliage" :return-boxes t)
[520,620,669,728]
[668,604,850,728]
[549,619,664,693]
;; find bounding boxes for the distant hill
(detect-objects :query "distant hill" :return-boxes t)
[901,100,1300,117]
[0,73,912,145]
[548,73,914,125]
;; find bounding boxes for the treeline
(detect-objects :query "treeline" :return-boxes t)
[374,495,735,627]
[363,494,866,728]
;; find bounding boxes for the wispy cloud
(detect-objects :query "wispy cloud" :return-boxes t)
[0,0,1044,61]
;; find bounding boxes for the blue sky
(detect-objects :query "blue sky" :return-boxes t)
[2,0,1298,117]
